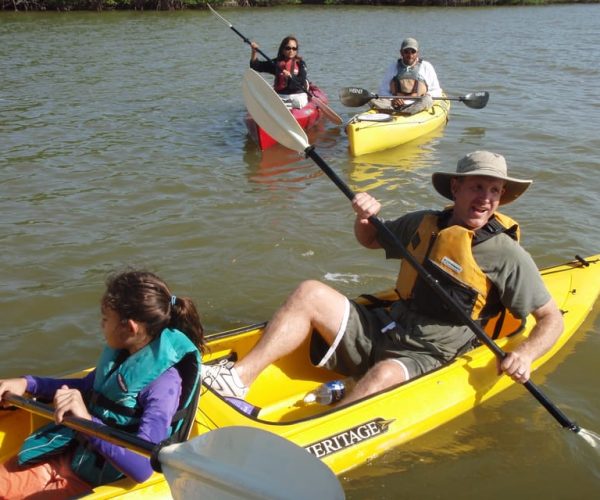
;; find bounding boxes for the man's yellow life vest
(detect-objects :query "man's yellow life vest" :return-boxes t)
[395,210,520,324]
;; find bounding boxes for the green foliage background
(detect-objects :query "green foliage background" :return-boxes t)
[1,0,592,13]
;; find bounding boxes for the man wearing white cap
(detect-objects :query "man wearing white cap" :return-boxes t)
[203,151,563,407]
[371,37,442,114]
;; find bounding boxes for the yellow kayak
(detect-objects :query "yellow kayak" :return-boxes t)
[346,99,450,157]
[1,254,598,497]
[196,254,600,474]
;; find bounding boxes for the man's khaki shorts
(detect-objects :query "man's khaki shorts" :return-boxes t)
[310,299,446,380]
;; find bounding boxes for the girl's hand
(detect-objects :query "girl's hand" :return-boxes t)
[53,385,92,424]
[0,377,28,406]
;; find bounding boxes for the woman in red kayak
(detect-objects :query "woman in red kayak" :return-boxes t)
[250,35,309,96]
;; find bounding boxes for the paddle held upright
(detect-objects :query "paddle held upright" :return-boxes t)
[242,68,580,434]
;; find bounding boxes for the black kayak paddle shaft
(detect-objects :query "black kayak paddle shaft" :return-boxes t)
[304,145,579,433]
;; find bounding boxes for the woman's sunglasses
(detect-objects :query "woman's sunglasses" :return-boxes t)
[284,46,298,51]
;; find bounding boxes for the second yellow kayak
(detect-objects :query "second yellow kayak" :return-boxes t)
[346,98,450,156]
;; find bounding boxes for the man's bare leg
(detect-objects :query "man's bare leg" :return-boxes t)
[340,359,408,406]
[234,280,349,387]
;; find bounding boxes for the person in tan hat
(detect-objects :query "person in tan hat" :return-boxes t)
[202,151,563,408]
[370,37,442,114]
[432,150,532,206]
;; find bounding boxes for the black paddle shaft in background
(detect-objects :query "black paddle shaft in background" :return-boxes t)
[208,3,341,122]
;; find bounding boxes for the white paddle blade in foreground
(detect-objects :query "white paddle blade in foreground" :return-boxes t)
[160,426,345,500]
[242,68,310,153]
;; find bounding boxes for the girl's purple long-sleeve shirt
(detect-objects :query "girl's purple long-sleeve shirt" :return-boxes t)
[25,367,182,483]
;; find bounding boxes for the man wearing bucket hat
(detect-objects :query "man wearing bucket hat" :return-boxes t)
[432,150,531,205]
[370,37,442,114]
[203,151,563,408]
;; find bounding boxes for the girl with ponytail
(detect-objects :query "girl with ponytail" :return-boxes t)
[0,270,204,498]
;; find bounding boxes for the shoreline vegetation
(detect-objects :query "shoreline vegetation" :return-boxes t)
[2,0,597,13]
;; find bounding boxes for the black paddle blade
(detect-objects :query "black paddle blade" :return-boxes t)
[339,87,376,107]
[461,91,490,109]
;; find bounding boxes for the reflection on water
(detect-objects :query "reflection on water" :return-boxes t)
[241,120,332,188]
[243,139,307,184]
[349,128,444,192]
[240,114,348,190]
[458,126,487,141]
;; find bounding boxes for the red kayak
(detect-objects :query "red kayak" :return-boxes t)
[245,84,328,150]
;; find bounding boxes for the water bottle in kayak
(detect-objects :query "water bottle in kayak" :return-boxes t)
[303,378,355,405]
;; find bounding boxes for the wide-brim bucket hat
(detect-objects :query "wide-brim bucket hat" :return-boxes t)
[431,151,532,205]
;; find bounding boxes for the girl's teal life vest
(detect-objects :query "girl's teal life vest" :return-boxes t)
[17,328,201,487]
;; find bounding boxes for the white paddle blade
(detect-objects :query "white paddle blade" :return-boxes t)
[159,426,345,500]
[242,68,310,153]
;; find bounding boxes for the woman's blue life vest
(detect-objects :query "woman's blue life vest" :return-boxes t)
[17,328,201,487]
